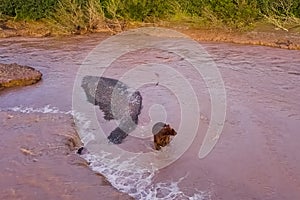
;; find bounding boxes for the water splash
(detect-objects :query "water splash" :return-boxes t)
[5,104,67,114]
[82,152,209,200]
[1,105,209,200]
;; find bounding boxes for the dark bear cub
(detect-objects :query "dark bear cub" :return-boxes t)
[152,122,177,150]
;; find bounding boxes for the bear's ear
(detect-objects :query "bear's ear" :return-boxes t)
[164,124,170,128]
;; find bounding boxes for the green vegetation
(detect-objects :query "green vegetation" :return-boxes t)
[0,0,299,33]
[49,0,105,33]
[0,0,56,20]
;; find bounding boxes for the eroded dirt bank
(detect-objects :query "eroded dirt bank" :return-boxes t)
[1,19,300,50]
[182,27,300,50]
[0,111,132,200]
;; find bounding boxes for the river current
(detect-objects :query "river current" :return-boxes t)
[1,30,300,200]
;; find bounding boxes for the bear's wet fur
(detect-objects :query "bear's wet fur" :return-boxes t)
[81,75,143,144]
[152,122,177,150]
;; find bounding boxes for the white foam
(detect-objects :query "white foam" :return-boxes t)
[71,111,96,144]
[75,109,209,200]
[4,105,69,114]
[82,152,209,200]
[2,105,96,145]
[1,105,209,200]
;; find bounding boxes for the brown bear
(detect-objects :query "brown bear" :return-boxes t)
[152,122,177,150]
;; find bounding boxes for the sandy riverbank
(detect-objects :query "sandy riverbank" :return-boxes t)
[1,19,300,50]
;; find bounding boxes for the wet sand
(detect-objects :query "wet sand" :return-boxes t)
[0,111,132,200]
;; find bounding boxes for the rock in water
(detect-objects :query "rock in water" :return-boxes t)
[81,76,142,144]
[0,63,42,90]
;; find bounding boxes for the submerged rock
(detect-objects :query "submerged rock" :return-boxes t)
[0,63,42,90]
[81,75,143,144]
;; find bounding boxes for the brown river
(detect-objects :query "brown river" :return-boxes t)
[0,28,300,200]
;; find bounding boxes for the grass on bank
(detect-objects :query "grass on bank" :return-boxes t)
[0,0,300,35]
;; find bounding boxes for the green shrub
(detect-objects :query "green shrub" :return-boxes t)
[199,0,259,28]
[0,0,299,30]
[0,0,56,20]
[49,0,105,33]
[101,0,177,21]
[176,0,204,16]
[0,0,16,17]
[257,0,300,17]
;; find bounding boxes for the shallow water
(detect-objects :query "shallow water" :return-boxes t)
[1,30,300,200]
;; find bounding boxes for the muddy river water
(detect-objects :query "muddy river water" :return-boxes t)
[0,29,300,200]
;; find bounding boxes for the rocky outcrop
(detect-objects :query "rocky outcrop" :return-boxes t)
[0,63,42,90]
[81,76,143,144]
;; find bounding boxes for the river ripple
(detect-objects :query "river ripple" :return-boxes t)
[1,33,300,200]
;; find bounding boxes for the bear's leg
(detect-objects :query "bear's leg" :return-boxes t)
[154,143,161,150]
[107,127,128,144]
[154,135,161,150]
